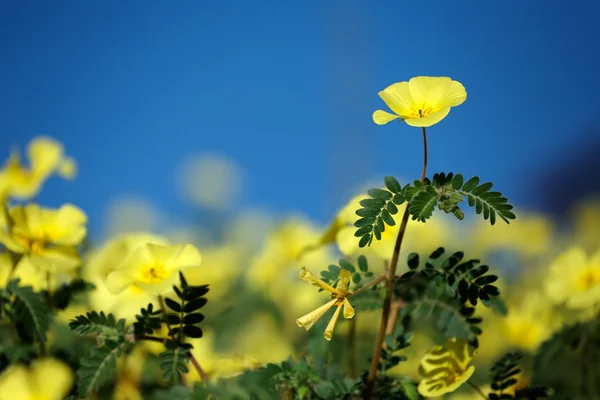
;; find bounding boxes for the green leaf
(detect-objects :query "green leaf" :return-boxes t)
[452,174,464,190]
[164,298,181,312]
[357,255,368,272]
[462,176,480,192]
[407,253,420,269]
[182,325,203,338]
[8,280,50,341]
[409,186,438,222]
[77,340,131,397]
[183,313,205,325]
[367,188,392,200]
[184,298,207,312]
[159,347,190,383]
[352,273,361,284]
[381,209,395,226]
[384,176,402,193]
[70,311,126,339]
[338,258,355,273]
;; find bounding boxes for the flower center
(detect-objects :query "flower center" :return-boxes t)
[14,234,46,254]
[140,264,168,283]
[575,267,600,291]
[408,103,434,119]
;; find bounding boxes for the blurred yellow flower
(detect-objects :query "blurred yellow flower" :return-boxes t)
[0,136,76,200]
[503,291,560,352]
[296,267,355,341]
[545,247,600,309]
[0,358,73,400]
[106,242,202,295]
[373,76,467,127]
[84,233,168,321]
[0,203,87,273]
[417,338,476,398]
[571,199,600,251]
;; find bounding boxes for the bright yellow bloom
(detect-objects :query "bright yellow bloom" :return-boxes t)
[417,338,476,397]
[0,358,73,400]
[296,267,355,341]
[0,136,76,200]
[373,76,466,127]
[545,247,600,309]
[106,242,202,295]
[0,203,87,272]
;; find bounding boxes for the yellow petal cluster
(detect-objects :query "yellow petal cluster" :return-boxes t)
[0,136,76,200]
[106,242,202,295]
[373,76,466,127]
[296,267,355,340]
[545,247,600,309]
[417,338,476,397]
[0,358,73,400]
[0,203,87,273]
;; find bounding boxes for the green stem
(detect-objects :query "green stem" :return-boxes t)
[350,274,386,296]
[363,127,428,399]
[467,380,489,400]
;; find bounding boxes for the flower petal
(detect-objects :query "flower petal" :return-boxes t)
[338,269,351,292]
[52,204,87,246]
[404,107,451,128]
[30,358,74,399]
[378,81,413,116]
[335,226,360,256]
[324,303,343,341]
[408,76,466,111]
[372,110,400,125]
[296,298,337,331]
[299,267,338,294]
[342,298,355,319]
[106,270,135,294]
[27,136,63,179]
[134,271,180,295]
[0,364,32,399]
[0,229,25,253]
[57,157,77,180]
[168,244,203,271]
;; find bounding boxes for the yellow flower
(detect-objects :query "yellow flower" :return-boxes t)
[373,76,467,127]
[296,267,355,341]
[417,338,476,398]
[545,247,600,309]
[106,242,202,295]
[0,203,87,273]
[0,136,76,200]
[0,358,73,400]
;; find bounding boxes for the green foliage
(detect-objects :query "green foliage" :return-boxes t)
[379,322,412,372]
[46,278,95,310]
[404,173,516,224]
[354,372,419,400]
[191,363,282,399]
[76,339,132,397]
[6,279,50,342]
[163,272,209,340]
[320,255,375,288]
[133,303,163,335]
[354,176,406,247]
[69,311,127,340]
[490,352,553,400]
[159,342,191,383]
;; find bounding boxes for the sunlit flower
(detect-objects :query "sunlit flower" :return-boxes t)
[0,358,73,400]
[0,203,87,273]
[545,247,600,309]
[84,232,168,320]
[296,267,355,341]
[106,242,202,295]
[417,338,476,397]
[0,136,76,200]
[373,76,466,127]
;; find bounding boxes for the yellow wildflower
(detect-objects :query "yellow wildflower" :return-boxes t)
[106,242,202,295]
[373,76,467,127]
[545,247,600,309]
[0,203,87,272]
[0,358,73,400]
[0,136,76,200]
[417,338,476,397]
[296,267,355,341]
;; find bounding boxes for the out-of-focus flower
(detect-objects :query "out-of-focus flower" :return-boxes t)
[296,267,355,341]
[373,76,467,127]
[0,203,86,273]
[112,347,146,400]
[0,358,73,400]
[85,232,168,321]
[545,247,600,309]
[176,153,243,210]
[0,136,76,200]
[571,199,600,251]
[104,196,160,236]
[503,291,560,352]
[106,242,202,295]
[417,338,476,397]
[471,211,554,258]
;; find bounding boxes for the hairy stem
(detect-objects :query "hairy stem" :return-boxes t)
[363,127,428,399]
[467,380,489,400]
[158,296,209,383]
[350,274,386,296]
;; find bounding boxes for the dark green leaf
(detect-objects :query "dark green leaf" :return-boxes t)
[184,298,207,312]
[384,176,402,193]
[357,255,368,272]
[164,298,181,312]
[182,325,203,338]
[367,188,392,200]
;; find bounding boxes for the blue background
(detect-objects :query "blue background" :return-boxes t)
[1,1,599,239]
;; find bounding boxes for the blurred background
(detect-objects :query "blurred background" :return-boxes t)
[2,2,600,397]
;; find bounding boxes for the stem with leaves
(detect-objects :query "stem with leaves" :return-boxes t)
[363,127,428,399]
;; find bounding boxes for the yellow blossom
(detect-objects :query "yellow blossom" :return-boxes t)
[296,267,355,341]
[0,136,76,200]
[106,242,202,295]
[417,338,476,397]
[373,76,467,127]
[545,247,600,309]
[0,203,87,273]
[0,358,73,400]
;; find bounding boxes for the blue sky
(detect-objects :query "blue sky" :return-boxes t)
[1,1,599,239]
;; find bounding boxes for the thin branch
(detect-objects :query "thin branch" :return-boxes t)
[350,274,386,296]
[467,380,489,400]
